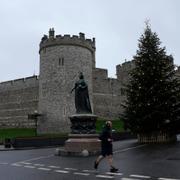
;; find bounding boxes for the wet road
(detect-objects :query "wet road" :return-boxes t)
[0,136,180,180]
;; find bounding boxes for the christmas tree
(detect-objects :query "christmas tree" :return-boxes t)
[122,23,180,137]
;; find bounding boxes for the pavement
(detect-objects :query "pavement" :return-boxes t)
[0,136,180,180]
[0,145,13,151]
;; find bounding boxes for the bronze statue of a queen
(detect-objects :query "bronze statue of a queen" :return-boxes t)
[71,72,92,114]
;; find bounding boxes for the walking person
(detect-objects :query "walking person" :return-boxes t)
[94,121,118,172]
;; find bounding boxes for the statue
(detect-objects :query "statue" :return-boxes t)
[71,72,92,114]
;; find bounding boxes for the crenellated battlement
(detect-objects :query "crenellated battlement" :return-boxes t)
[0,75,39,90]
[39,28,96,53]
[120,60,135,70]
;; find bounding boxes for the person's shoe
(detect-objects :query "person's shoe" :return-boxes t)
[110,167,118,173]
[94,160,98,170]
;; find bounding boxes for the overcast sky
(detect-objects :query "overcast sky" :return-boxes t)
[0,0,179,81]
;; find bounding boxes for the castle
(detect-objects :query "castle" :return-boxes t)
[0,29,179,134]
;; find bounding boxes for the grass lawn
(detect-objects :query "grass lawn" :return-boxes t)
[0,119,124,143]
[96,118,124,133]
[0,128,36,143]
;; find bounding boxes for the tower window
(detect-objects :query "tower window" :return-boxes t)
[62,58,64,66]
[63,106,66,116]
[58,57,64,66]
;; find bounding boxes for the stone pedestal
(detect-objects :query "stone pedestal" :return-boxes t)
[56,114,101,156]
[69,114,97,134]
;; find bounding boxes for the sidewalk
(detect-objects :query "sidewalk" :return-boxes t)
[0,139,138,152]
[0,145,14,151]
[0,135,179,152]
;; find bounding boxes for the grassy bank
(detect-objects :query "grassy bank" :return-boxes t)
[0,128,36,143]
[0,128,36,139]
[96,118,124,133]
[0,119,124,143]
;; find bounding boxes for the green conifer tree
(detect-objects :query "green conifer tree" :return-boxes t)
[122,24,180,135]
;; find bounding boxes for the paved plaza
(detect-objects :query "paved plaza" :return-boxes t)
[0,137,180,180]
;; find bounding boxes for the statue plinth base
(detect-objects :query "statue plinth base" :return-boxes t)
[56,114,101,156]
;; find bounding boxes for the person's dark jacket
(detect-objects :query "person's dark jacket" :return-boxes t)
[100,126,112,143]
[99,126,113,156]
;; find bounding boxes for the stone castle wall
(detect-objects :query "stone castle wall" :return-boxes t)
[92,61,136,120]
[0,76,39,128]
[92,68,121,119]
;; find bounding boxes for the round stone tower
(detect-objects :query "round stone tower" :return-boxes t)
[37,28,96,134]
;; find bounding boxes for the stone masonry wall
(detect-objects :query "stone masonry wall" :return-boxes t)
[0,76,39,128]
[38,31,95,134]
[92,68,122,119]
[92,60,136,120]
[0,58,178,130]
